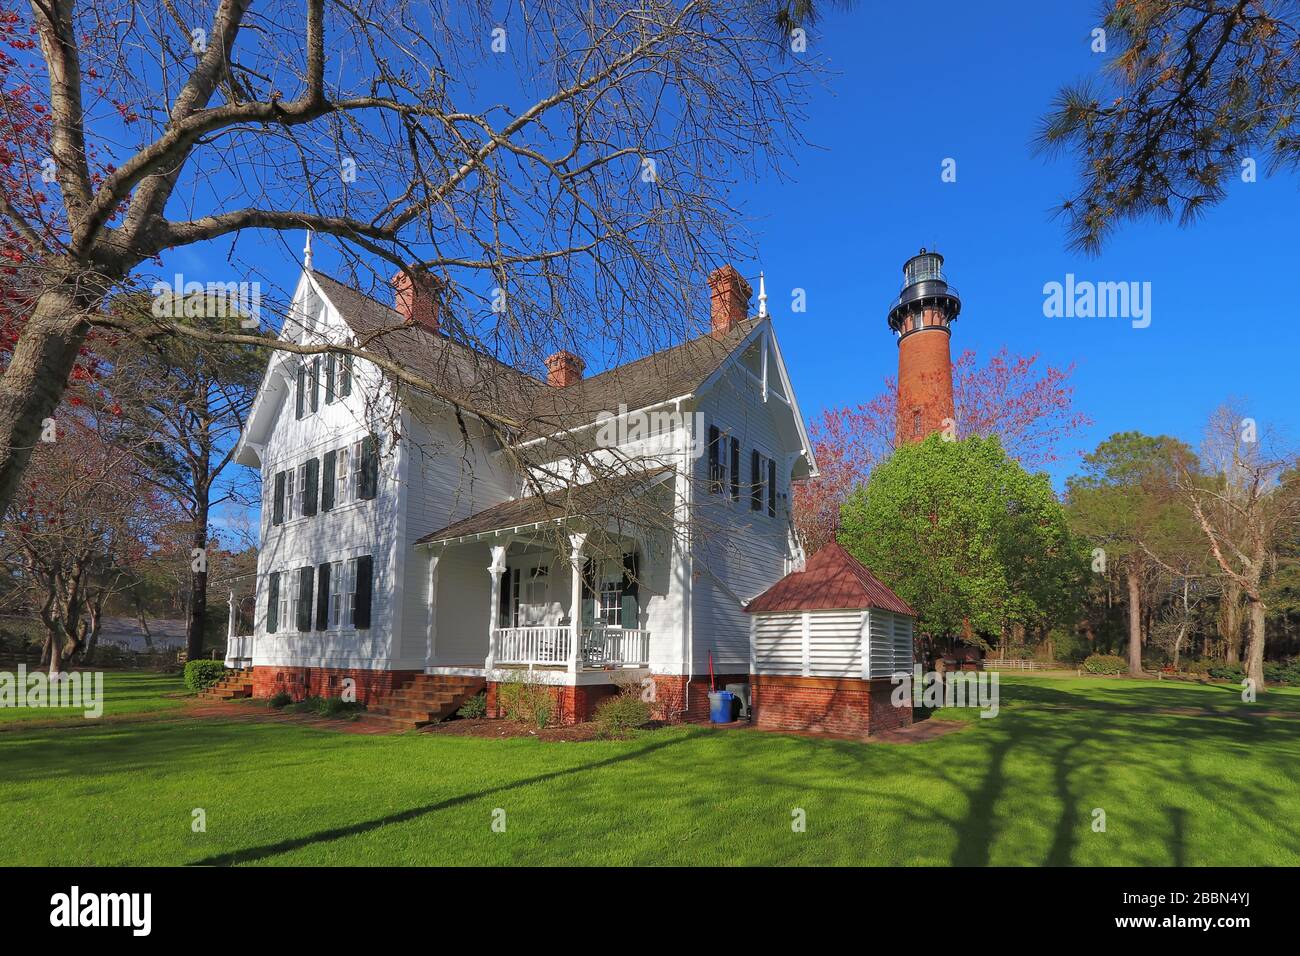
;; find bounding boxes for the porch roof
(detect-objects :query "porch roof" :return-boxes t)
[415,468,672,546]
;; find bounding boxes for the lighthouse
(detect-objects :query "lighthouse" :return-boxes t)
[887,249,961,444]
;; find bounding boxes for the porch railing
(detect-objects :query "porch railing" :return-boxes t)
[491,626,650,668]
[224,635,256,668]
[584,627,650,668]
[492,626,572,666]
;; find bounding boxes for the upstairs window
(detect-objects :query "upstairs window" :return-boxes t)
[707,425,724,495]
[336,445,352,505]
[283,467,296,522]
[750,450,780,518]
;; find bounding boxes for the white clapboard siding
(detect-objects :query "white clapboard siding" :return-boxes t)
[867,609,898,678]
[806,610,862,678]
[892,613,914,671]
[753,615,804,675]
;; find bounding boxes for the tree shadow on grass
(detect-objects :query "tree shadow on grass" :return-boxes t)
[188,732,691,866]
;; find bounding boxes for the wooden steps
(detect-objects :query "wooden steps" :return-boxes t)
[361,675,486,730]
[200,668,255,700]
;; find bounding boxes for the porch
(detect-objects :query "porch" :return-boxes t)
[416,469,675,679]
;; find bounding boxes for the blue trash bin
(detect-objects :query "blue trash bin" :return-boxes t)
[708,690,735,723]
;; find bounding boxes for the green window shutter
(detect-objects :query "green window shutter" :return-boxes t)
[310,358,321,412]
[324,354,335,404]
[303,458,319,516]
[729,437,740,500]
[321,450,336,511]
[768,458,777,517]
[297,566,314,632]
[267,572,279,633]
[497,565,512,628]
[354,555,373,629]
[619,553,639,628]
[295,365,305,419]
[358,435,378,500]
[340,353,353,397]
[316,562,331,630]
[272,471,286,525]
[751,450,762,511]
[707,425,721,494]
[580,558,596,627]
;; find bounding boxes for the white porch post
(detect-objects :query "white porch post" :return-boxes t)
[425,549,441,671]
[568,532,587,674]
[484,543,508,670]
[225,590,237,667]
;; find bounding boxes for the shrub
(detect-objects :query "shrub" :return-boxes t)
[269,691,292,709]
[1207,664,1245,682]
[1082,654,1128,676]
[497,676,555,728]
[456,692,487,719]
[594,695,652,738]
[283,695,363,718]
[183,660,226,691]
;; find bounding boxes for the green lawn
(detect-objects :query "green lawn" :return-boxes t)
[1,673,1297,865]
[0,670,188,725]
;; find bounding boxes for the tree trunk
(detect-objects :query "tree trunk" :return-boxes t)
[0,286,93,516]
[1220,579,1242,664]
[1126,564,1143,676]
[48,632,63,679]
[1245,596,1267,694]
[186,497,210,661]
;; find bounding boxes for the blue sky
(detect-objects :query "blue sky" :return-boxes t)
[177,0,1297,535]
[730,2,1299,486]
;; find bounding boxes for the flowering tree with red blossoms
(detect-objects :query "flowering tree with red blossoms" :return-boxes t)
[796,347,1092,553]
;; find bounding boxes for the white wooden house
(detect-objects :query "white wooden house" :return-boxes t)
[231,260,817,725]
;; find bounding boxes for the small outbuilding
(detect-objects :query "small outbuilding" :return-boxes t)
[745,543,916,737]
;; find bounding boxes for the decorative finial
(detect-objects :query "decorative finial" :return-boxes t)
[303,231,313,270]
[757,270,768,318]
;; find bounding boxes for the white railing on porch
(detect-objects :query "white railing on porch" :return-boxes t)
[584,627,650,668]
[493,626,572,666]
[491,626,650,668]
[225,635,256,667]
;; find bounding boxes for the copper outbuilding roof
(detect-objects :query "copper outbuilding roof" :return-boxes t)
[744,543,916,616]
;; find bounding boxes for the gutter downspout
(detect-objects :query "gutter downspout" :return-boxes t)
[679,397,694,718]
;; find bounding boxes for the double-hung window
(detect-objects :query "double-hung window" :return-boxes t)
[283,467,296,522]
[329,558,361,629]
[279,571,295,633]
[335,445,351,506]
[597,563,623,626]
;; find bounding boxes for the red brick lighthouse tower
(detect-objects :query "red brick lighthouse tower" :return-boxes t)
[888,248,961,444]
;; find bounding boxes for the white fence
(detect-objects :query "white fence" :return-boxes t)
[981,659,1055,671]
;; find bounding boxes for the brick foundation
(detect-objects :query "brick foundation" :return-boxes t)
[751,674,912,737]
[484,681,620,725]
[252,666,420,706]
[648,672,751,723]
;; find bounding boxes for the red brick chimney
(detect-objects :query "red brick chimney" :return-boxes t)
[391,269,440,332]
[708,265,752,339]
[544,350,585,387]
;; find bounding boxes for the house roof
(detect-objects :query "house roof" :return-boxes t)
[311,271,759,439]
[744,543,916,616]
[414,468,672,545]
